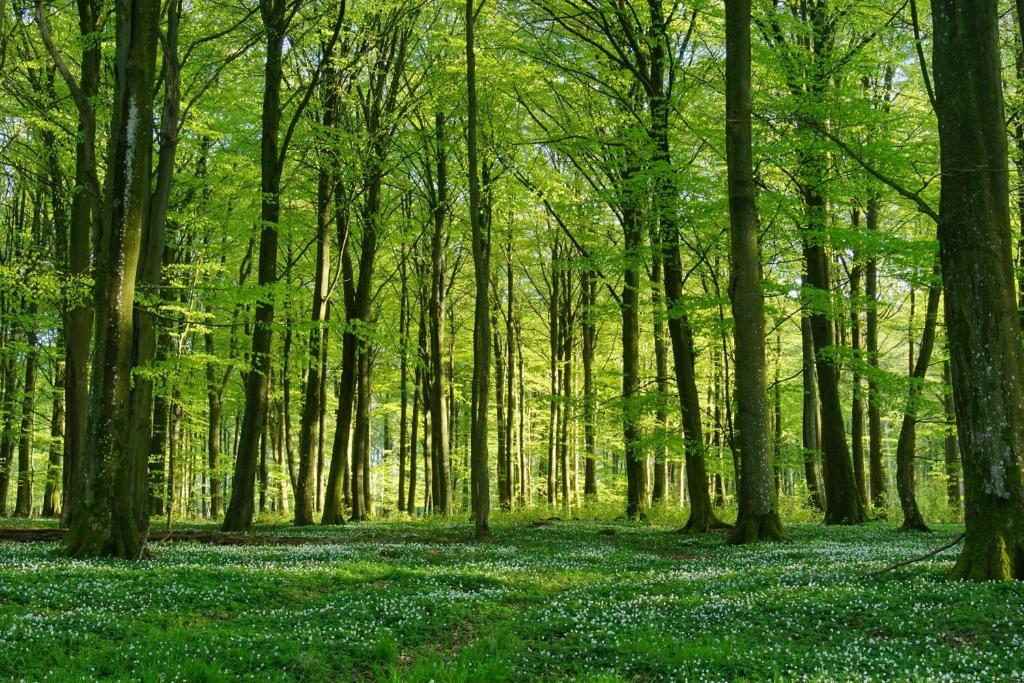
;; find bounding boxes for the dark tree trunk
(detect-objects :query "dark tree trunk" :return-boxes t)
[42,360,65,518]
[618,198,646,519]
[943,359,961,513]
[725,0,785,542]
[429,114,452,515]
[14,321,39,518]
[64,0,160,558]
[865,196,886,509]
[582,269,597,498]
[894,271,941,532]
[224,2,287,532]
[295,99,335,526]
[932,0,1024,579]
[649,222,669,505]
[849,240,867,504]
[801,316,825,510]
[466,0,491,538]
[802,204,865,524]
[645,0,720,532]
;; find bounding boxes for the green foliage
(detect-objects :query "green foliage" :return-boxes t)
[0,519,1019,681]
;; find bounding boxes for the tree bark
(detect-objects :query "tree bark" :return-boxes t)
[64,0,160,558]
[932,0,1024,580]
[725,0,785,542]
[466,0,491,538]
[223,0,287,532]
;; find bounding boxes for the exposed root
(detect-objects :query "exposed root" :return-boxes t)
[727,514,790,545]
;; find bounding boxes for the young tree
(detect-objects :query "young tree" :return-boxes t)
[467,0,491,539]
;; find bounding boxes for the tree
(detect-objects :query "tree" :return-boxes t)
[725,0,785,543]
[931,0,1024,580]
[63,0,161,558]
[467,0,491,539]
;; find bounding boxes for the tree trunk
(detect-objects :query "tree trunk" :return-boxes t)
[942,359,961,513]
[64,0,160,558]
[865,195,886,509]
[894,270,941,532]
[725,0,785,542]
[223,2,287,532]
[802,202,865,524]
[932,0,1024,579]
[801,316,825,510]
[14,321,39,518]
[42,360,65,518]
[295,99,334,525]
[582,269,597,498]
[466,0,491,538]
[849,244,867,504]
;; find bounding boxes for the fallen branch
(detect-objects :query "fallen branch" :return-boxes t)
[868,532,965,577]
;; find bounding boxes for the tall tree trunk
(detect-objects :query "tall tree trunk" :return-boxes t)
[429,114,452,516]
[547,242,560,507]
[865,195,886,509]
[582,269,597,498]
[558,264,573,510]
[942,359,961,513]
[295,108,334,526]
[14,319,39,518]
[224,1,287,532]
[398,243,409,512]
[726,0,785,542]
[849,238,867,504]
[649,223,669,505]
[932,0,1024,579]
[894,268,941,532]
[42,360,65,518]
[64,0,160,558]
[466,0,491,538]
[505,232,516,507]
[37,0,104,530]
[645,0,720,532]
[801,316,825,510]
[802,199,865,524]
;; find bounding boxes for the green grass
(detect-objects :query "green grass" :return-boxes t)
[0,515,1020,681]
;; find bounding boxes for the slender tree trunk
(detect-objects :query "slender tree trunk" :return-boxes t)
[894,269,941,532]
[849,239,867,504]
[801,316,825,510]
[224,2,287,532]
[14,321,39,518]
[726,0,785,542]
[295,96,335,525]
[802,198,865,524]
[865,195,886,509]
[582,269,597,498]
[943,359,961,513]
[43,360,65,518]
[466,0,491,538]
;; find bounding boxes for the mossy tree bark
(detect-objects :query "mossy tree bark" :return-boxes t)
[932,0,1024,580]
[63,0,160,558]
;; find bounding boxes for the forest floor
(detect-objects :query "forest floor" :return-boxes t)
[0,515,1020,682]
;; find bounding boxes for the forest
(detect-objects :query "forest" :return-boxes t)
[2,0,1024,680]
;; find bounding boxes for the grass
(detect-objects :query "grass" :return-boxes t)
[0,513,1021,682]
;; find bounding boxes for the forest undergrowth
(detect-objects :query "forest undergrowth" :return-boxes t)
[0,512,1017,682]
